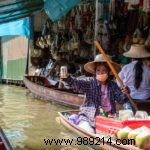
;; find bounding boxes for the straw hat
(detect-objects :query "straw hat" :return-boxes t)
[85,39,93,45]
[123,44,150,58]
[84,54,121,74]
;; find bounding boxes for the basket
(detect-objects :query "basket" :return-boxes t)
[96,116,150,135]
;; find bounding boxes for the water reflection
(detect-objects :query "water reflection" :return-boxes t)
[0,85,94,150]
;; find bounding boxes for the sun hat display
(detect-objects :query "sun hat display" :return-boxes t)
[84,54,121,74]
[123,44,150,58]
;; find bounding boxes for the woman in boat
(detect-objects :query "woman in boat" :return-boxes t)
[118,44,150,101]
[61,54,129,133]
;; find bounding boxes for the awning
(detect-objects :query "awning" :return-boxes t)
[44,0,80,21]
[0,0,80,38]
[0,0,80,23]
[0,0,44,24]
[0,17,30,38]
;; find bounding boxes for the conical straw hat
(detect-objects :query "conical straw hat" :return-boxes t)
[123,44,150,58]
[84,54,121,74]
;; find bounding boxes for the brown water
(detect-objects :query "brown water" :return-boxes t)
[0,85,96,150]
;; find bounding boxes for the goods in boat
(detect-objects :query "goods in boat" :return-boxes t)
[116,126,132,140]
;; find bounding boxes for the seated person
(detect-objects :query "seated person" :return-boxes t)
[61,54,129,133]
[34,66,41,76]
[118,44,150,101]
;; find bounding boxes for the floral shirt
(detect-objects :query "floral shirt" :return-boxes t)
[64,76,127,127]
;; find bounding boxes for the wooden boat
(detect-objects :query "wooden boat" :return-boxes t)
[134,100,150,113]
[58,110,150,150]
[23,76,84,108]
[0,128,13,150]
[23,75,150,111]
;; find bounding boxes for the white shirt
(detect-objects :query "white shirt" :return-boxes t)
[34,68,41,76]
[118,61,150,100]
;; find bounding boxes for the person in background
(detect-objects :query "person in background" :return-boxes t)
[144,57,150,67]
[34,66,41,76]
[61,54,129,133]
[118,44,150,101]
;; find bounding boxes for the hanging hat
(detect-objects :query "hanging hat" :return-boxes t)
[123,44,150,58]
[84,54,120,74]
[85,39,93,45]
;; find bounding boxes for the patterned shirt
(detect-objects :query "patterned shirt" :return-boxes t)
[64,76,127,127]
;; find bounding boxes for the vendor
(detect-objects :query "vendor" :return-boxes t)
[118,44,150,100]
[61,54,129,133]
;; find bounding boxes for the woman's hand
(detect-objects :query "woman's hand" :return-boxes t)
[60,74,69,79]
[121,86,130,94]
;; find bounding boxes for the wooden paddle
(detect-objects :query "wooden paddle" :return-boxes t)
[94,41,138,111]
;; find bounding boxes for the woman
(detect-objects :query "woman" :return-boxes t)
[61,54,128,133]
[119,44,150,100]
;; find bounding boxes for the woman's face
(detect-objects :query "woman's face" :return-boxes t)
[96,63,109,83]
[96,64,109,75]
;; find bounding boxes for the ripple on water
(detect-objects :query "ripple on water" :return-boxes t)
[0,85,95,150]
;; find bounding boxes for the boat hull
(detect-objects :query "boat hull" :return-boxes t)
[23,76,84,108]
[58,110,141,150]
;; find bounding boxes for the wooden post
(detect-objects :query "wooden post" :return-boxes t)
[94,0,99,58]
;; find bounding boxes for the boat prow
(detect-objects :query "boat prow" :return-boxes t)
[58,110,145,150]
[0,128,13,150]
[23,76,84,108]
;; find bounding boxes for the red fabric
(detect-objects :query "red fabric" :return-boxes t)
[82,11,92,27]
[139,0,143,7]
[69,16,75,29]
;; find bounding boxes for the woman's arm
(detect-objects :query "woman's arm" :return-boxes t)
[112,81,128,104]
[63,75,91,93]
[117,66,126,87]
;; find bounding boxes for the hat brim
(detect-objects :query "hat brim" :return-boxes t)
[123,51,150,58]
[123,44,150,58]
[84,60,121,74]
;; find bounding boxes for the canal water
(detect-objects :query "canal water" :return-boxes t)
[0,85,96,150]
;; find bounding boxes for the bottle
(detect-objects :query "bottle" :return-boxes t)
[60,66,68,78]
[123,102,132,110]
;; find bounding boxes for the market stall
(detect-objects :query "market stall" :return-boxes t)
[30,0,150,80]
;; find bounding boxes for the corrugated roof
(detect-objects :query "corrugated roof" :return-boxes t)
[0,0,44,24]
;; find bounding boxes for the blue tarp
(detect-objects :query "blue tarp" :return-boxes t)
[0,17,30,38]
[44,0,80,21]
